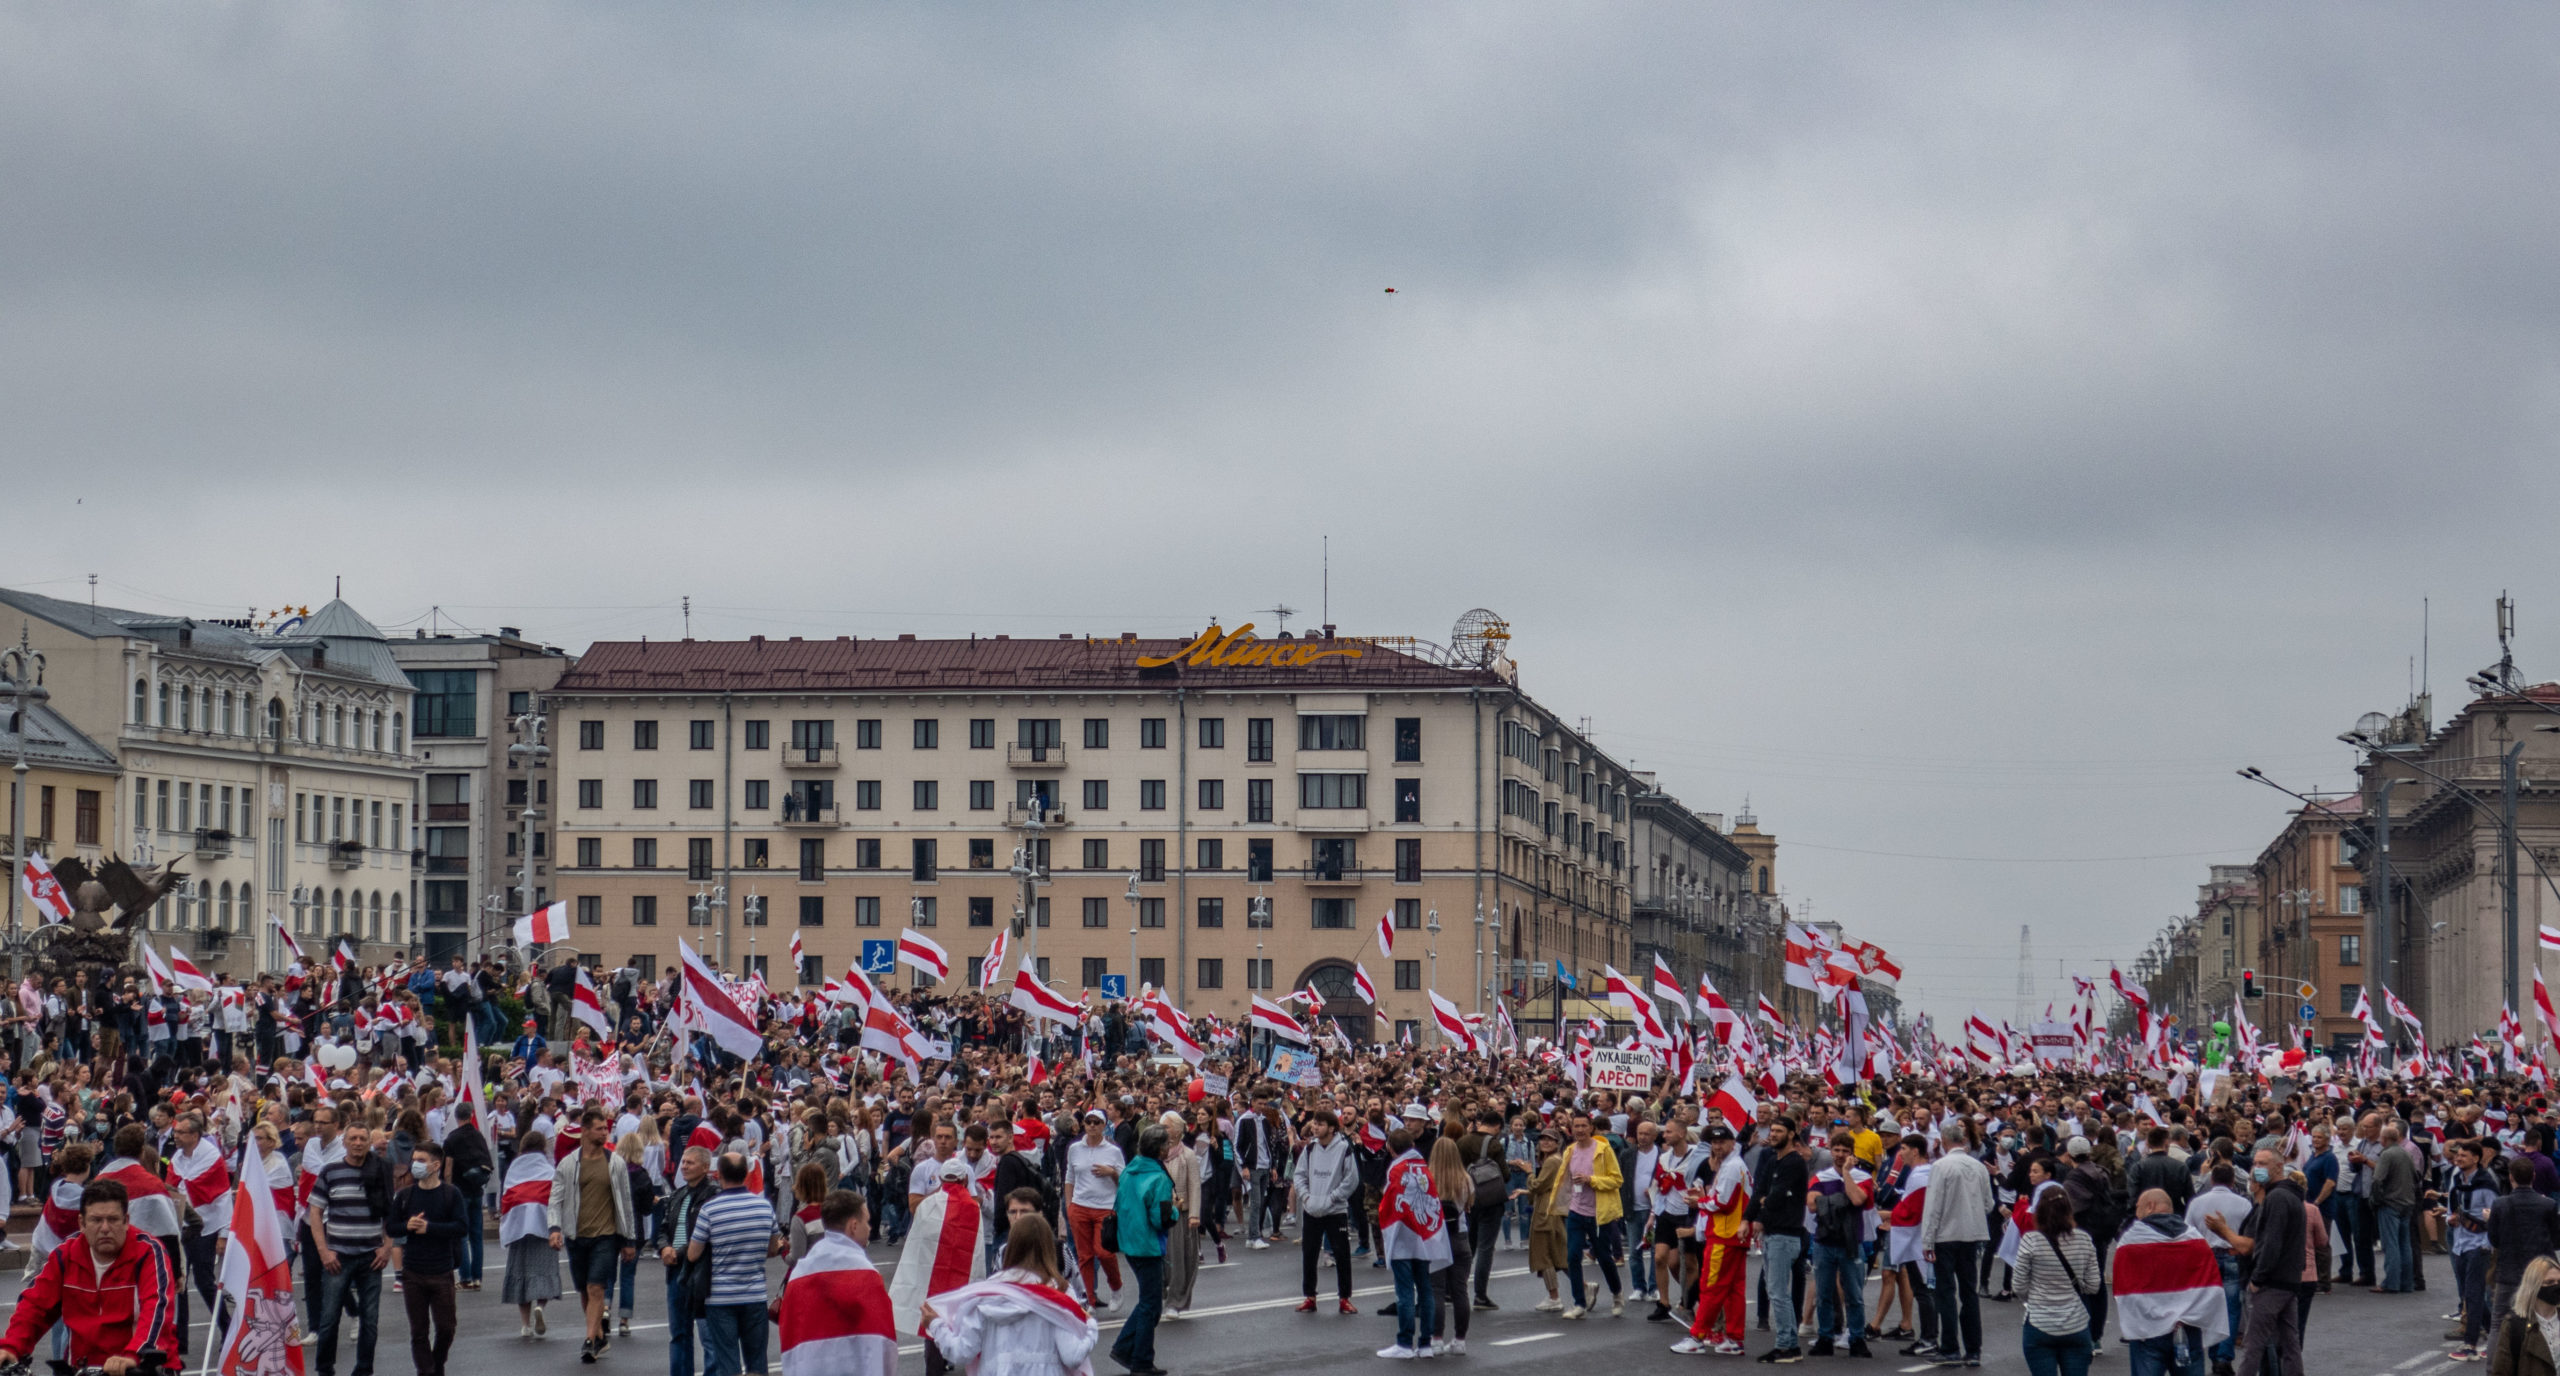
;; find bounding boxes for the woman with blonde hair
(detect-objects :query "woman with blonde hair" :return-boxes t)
[1525,1124,1568,1312]
[2491,1253,2560,1376]
[924,1213,1099,1376]
[1428,1135,1475,1354]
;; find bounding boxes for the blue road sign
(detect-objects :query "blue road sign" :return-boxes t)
[1100,974,1129,1000]
[861,939,896,975]
[2300,1002,2318,1022]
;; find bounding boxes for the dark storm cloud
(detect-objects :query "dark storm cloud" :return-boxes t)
[6,2,2560,1017]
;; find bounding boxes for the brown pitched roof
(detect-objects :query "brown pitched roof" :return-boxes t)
[551,632,1501,696]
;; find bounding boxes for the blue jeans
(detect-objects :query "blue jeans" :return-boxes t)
[1390,1258,1437,1351]
[1761,1233,1805,1352]
[1627,1210,1653,1293]
[1810,1240,1866,1343]
[2123,1329,2205,1376]
[1108,1254,1165,1370]
[699,1302,768,1376]
[2211,1250,2243,1362]
[617,1250,639,1316]
[2456,1247,2492,1347]
[1564,1213,1621,1309]
[458,1203,485,1284]
[2379,1206,2415,1292]
[2337,1195,2373,1283]
[2022,1320,2093,1376]
[665,1272,697,1376]
[313,1255,383,1376]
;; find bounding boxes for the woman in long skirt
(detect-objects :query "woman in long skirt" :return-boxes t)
[500,1130,563,1338]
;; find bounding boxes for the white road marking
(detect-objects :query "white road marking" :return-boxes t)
[2398,1358,2441,1372]
[1489,1333,1561,1346]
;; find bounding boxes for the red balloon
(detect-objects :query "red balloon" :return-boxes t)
[1186,1076,1207,1103]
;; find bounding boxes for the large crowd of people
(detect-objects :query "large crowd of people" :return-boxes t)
[0,951,2524,1376]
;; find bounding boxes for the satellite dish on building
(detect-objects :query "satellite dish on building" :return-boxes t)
[2354,710,2391,739]
[1451,609,1510,667]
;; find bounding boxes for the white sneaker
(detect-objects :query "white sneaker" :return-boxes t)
[1711,1340,1745,1356]
[533,1307,548,1337]
[1562,1305,1587,1320]
[1447,1340,1465,1355]
[1534,1298,1563,1313]
[519,1324,533,1340]
[1249,1239,1271,1250]
[1670,1338,1710,1355]
[1612,1297,1625,1318]
[1377,1345,1419,1360]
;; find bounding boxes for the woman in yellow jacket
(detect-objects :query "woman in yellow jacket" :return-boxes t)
[1545,1110,1626,1319]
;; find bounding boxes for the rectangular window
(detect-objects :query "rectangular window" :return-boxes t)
[1139,718,1166,749]
[799,896,825,927]
[1247,778,1274,823]
[2338,885,2362,915]
[1197,838,1223,869]
[2338,933,2362,966]
[687,837,713,881]
[1246,718,1273,762]
[968,895,994,927]
[1197,958,1223,989]
[1394,1020,1420,1043]
[965,838,993,869]
[1247,838,1274,882]
[1395,837,1421,883]
[1298,773,1365,809]
[913,719,939,749]
[968,780,995,811]
[1197,897,1224,928]
[1313,898,1353,929]
[632,895,657,926]
[855,838,881,868]
[743,779,769,810]
[799,837,825,881]
[1139,898,1164,929]
[75,790,99,846]
[1082,897,1109,928]
[1198,778,1224,811]
[1081,956,1109,990]
[1139,956,1164,989]
[177,782,191,833]
[632,837,658,868]
[507,690,530,717]
[1083,839,1110,869]
[911,838,937,880]
[912,896,936,926]
[689,779,715,809]
[633,720,658,750]
[1395,897,1421,928]
[914,780,939,810]
[744,720,770,750]
[969,719,995,749]
[578,720,604,750]
[1394,959,1420,990]
[1394,717,1421,763]
[2337,981,2362,1015]
[505,778,529,807]
[689,720,715,750]
[855,719,882,750]
[633,779,658,809]
[1139,780,1166,811]
[1394,778,1420,824]
[1297,715,1363,750]
[576,837,602,867]
[856,896,881,927]
[1245,958,1272,991]
[576,896,602,926]
[411,670,477,738]
[965,956,985,988]
[1083,718,1110,749]
[1082,779,1109,811]
[1139,838,1166,882]
[1199,718,1225,749]
[854,780,881,810]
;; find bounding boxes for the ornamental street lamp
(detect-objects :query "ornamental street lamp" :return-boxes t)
[1124,869,1142,999]
[2,629,49,986]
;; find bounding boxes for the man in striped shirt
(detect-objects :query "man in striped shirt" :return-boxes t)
[686,1152,779,1376]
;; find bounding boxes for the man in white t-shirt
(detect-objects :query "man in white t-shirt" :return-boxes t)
[908,1117,959,1213]
[1064,1110,1127,1309]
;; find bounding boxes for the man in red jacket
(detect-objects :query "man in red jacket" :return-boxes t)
[0,1178,180,1374]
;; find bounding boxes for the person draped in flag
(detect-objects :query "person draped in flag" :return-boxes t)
[498,1130,563,1337]
[166,1112,232,1349]
[921,1209,1097,1376]
[2110,1187,2228,1373]
[1667,1122,1748,1356]
[1376,1123,1451,1359]
[779,1190,901,1376]
[890,1158,989,1356]
[0,1174,180,1374]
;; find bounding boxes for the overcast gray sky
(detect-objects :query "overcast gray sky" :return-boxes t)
[7,4,2559,1024]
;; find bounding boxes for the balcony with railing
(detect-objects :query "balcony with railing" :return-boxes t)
[330,841,371,872]
[782,743,841,769]
[1006,743,1069,770]
[782,804,844,829]
[1303,864,1364,888]
[192,829,235,859]
[427,802,470,822]
[1004,803,1070,828]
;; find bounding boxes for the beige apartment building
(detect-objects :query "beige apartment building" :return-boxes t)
[545,621,1636,1040]
[1,589,423,978]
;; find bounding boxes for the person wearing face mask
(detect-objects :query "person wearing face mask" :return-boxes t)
[2200,1150,2303,1376]
[389,1142,470,1376]
[2488,1255,2560,1376]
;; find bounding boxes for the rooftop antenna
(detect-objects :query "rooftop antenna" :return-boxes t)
[2498,591,2516,689]
[86,575,95,609]
[334,574,341,599]
[682,596,691,638]
[1262,603,1298,635]
[2422,596,2430,700]
[2015,923,2034,1026]
[1321,535,1329,630]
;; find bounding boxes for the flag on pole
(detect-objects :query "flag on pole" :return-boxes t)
[272,919,306,963]
[677,939,765,1061]
[1707,1072,1758,1134]
[2541,924,2560,952]
[1007,970,1083,1027]
[1649,955,1690,1019]
[139,941,175,995]
[1352,963,1379,1005]
[17,854,72,924]
[980,930,1009,991]
[788,931,806,980]
[215,1136,300,1376]
[570,966,612,1036]
[1429,989,1480,1053]
[1603,965,1670,1047]
[896,929,949,983]
[166,945,213,993]
[1376,910,1397,962]
[514,900,571,946]
[1250,995,1312,1045]
[462,1013,490,1130]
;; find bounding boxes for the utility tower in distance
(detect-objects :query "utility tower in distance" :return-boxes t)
[2015,924,2034,1025]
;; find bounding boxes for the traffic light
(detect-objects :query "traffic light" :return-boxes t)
[2242,968,2260,999]
[2340,822,2376,870]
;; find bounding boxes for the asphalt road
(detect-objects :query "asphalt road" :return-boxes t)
[0,1231,2467,1376]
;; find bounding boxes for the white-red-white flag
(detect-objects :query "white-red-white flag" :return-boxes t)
[17,854,72,924]
[1707,1072,1758,1134]
[2542,924,2560,952]
[677,939,765,1061]
[777,1232,899,1376]
[1353,963,1379,1005]
[896,929,949,982]
[1604,964,1670,1047]
[1250,995,1311,1045]
[1429,989,1480,1053]
[1007,969,1083,1027]
[1649,955,1690,1019]
[570,966,612,1036]
[979,930,1009,991]
[1375,910,1397,962]
[167,945,214,993]
[514,900,570,946]
[217,1135,300,1376]
[787,931,806,980]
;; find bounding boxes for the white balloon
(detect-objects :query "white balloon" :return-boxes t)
[319,1044,357,1072]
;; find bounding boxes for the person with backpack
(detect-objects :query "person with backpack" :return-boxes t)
[2060,1136,2124,1359]
[1459,1107,1512,1309]
[1808,1132,1876,1359]
[1290,1109,1359,1314]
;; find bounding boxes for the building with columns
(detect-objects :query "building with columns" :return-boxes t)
[543,620,1638,1041]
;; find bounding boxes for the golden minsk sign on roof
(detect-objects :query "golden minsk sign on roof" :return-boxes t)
[1136,623,1366,670]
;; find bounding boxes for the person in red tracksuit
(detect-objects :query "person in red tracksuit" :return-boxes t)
[0,1178,180,1374]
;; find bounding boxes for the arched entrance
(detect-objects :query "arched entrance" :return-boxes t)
[1298,960,1371,1045]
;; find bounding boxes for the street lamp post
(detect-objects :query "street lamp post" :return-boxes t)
[1426,907,1441,1043]
[1,630,47,987]
[1124,870,1141,1001]
[506,712,549,965]
[691,883,727,971]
